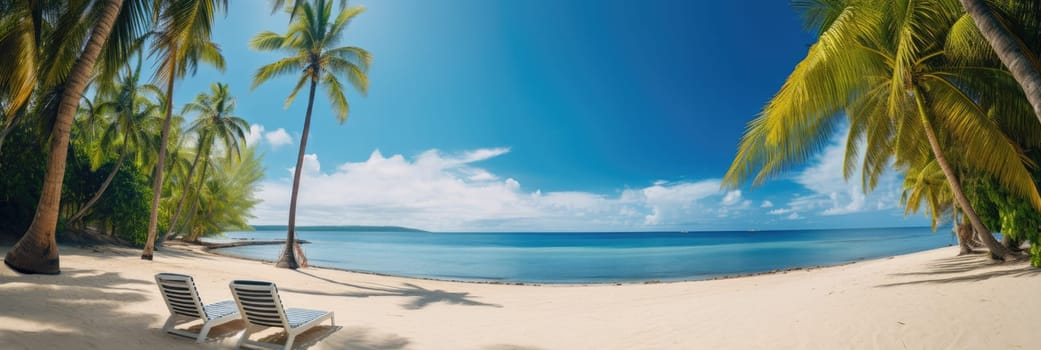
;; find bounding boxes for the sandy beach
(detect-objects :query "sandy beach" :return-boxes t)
[1,243,1039,349]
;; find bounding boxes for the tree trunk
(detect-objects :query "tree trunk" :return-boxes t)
[959,0,1041,124]
[163,145,203,241]
[181,189,202,241]
[4,0,124,275]
[180,157,210,241]
[914,91,1014,260]
[955,223,975,255]
[1002,234,1023,252]
[276,79,318,269]
[68,132,131,223]
[142,59,177,260]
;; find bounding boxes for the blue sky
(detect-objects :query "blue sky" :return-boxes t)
[173,0,930,231]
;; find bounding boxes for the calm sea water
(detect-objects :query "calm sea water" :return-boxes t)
[211,227,954,284]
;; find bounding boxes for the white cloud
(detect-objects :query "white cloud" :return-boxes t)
[760,200,774,208]
[245,124,264,146]
[265,128,293,148]
[769,128,902,219]
[252,148,750,231]
[300,153,320,175]
[721,190,742,206]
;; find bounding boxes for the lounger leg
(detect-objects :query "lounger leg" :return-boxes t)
[330,313,335,326]
[162,315,177,334]
[284,333,295,350]
[236,324,256,348]
[196,322,214,343]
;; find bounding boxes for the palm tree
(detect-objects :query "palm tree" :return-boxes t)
[901,160,953,231]
[724,0,1038,260]
[900,159,982,254]
[958,0,1041,123]
[68,59,161,224]
[142,0,227,260]
[250,0,371,268]
[165,82,247,240]
[0,2,43,151]
[181,144,264,241]
[4,0,150,274]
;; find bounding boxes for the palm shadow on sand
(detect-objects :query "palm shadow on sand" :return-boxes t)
[0,266,164,347]
[877,254,1041,287]
[284,270,502,310]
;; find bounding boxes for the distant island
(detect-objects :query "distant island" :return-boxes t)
[249,225,428,233]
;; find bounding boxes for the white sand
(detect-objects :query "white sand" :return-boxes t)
[1,243,1039,349]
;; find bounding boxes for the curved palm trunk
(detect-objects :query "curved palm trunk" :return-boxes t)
[181,189,202,241]
[276,79,318,269]
[68,141,130,223]
[951,204,975,255]
[960,0,1041,124]
[914,92,1014,260]
[142,59,177,260]
[179,157,210,240]
[955,224,975,255]
[4,0,124,274]
[163,147,204,241]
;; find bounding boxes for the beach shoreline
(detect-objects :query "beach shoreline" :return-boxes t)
[198,239,957,287]
[2,242,1039,349]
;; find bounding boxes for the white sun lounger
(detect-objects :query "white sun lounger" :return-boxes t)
[229,280,335,350]
[154,273,240,343]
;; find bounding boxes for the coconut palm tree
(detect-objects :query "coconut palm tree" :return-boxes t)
[958,0,1041,123]
[5,0,151,274]
[165,82,247,240]
[724,0,1038,260]
[142,0,227,260]
[68,59,161,224]
[250,0,371,268]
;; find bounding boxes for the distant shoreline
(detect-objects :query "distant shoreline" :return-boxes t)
[243,225,943,235]
[247,225,427,232]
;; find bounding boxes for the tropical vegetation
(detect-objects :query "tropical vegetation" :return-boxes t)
[0,0,262,274]
[726,0,1041,265]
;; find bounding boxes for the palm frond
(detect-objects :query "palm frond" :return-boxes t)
[322,73,350,123]
[252,56,304,90]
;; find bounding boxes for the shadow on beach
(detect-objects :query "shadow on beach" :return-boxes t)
[284,269,503,310]
[302,326,411,350]
[0,265,170,348]
[877,254,1041,287]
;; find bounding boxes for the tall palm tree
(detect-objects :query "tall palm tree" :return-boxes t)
[724,0,1037,260]
[958,0,1041,123]
[251,0,371,268]
[142,0,227,260]
[68,59,161,224]
[4,0,150,274]
[165,82,247,240]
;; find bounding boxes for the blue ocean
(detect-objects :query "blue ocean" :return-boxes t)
[211,227,954,284]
